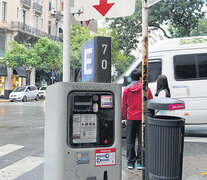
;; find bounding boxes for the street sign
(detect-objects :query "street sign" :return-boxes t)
[73,0,136,21]
[71,18,98,33]
[82,37,111,83]
[63,1,98,33]
[148,0,161,7]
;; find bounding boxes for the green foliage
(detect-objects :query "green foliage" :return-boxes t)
[70,25,93,70]
[190,17,207,36]
[158,0,205,37]
[34,37,62,74]
[2,41,28,68]
[108,0,205,54]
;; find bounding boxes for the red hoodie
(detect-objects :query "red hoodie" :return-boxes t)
[122,82,153,120]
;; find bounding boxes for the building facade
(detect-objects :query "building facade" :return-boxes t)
[0,0,63,98]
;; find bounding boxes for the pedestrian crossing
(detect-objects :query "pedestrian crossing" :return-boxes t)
[0,144,44,180]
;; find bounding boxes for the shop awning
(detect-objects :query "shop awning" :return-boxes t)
[15,67,26,78]
[36,70,49,80]
[0,63,7,76]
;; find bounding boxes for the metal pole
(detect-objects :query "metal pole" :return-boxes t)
[141,0,149,179]
[63,0,71,82]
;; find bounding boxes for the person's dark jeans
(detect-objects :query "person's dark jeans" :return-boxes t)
[126,120,142,166]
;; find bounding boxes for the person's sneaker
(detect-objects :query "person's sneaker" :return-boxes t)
[137,163,143,170]
[128,165,134,170]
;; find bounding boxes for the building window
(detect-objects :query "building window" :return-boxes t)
[40,18,43,29]
[23,10,26,24]
[49,0,52,11]
[17,8,19,19]
[48,21,52,35]
[34,15,39,29]
[2,1,7,21]
[0,35,6,57]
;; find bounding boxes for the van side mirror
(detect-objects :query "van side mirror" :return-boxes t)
[123,76,132,86]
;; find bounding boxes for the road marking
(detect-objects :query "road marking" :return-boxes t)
[0,144,24,158]
[0,156,44,180]
[184,137,207,143]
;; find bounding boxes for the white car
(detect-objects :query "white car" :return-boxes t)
[39,86,47,98]
[9,85,39,102]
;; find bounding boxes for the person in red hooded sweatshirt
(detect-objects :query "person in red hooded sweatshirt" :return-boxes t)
[122,69,153,170]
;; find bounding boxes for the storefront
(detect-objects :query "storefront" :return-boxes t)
[0,63,7,97]
[13,67,27,89]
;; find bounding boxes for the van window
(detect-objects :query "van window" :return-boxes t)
[148,61,162,82]
[123,59,162,86]
[198,55,207,78]
[174,54,207,80]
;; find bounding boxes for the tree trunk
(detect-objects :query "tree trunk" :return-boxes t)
[26,70,31,85]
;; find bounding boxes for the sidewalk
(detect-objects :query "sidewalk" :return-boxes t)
[0,99,9,102]
[122,154,207,180]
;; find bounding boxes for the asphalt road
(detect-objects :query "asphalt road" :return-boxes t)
[0,101,207,180]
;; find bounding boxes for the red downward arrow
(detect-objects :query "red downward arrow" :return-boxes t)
[85,20,90,26]
[93,0,115,16]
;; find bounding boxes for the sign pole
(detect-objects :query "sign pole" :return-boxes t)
[63,0,71,82]
[141,0,149,179]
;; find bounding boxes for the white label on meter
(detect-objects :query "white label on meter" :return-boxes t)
[73,114,97,143]
[95,148,116,167]
[101,96,113,108]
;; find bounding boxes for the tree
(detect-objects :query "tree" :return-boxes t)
[34,37,63,76]
[70,24,93,81]
[2,41,41,84]
[189,17,207,36]
[108,0,205,54]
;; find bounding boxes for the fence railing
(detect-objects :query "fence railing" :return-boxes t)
[21,0,31,8]
[11,21,62,42]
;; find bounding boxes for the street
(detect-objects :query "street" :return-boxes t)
[0,101,207,180]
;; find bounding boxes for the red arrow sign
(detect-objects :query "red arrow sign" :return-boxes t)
[93,0,115,16]
[85,20,90,26]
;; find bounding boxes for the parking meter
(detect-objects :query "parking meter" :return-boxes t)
[44,82,122,180]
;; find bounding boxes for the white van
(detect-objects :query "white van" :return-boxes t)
[117,36,207,135]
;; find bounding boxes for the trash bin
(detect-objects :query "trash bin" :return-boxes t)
[145,98,185,180]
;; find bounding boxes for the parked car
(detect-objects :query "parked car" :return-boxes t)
[9,85,39,102]
[39,86,47,98]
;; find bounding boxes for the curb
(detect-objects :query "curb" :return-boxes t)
[0,99,9,102]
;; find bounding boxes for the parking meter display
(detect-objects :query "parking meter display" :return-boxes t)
[68,91,114,148]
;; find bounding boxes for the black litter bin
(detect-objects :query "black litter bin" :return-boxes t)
[145,98,185,180]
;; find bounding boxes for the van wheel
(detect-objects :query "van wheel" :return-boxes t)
[35,95,39,101]
[22,96,27,102]
[10,100,14,102]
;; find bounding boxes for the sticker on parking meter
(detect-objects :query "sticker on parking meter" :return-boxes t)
[101,96,113,108]
[95,148,116,167]
[73,114,97,143]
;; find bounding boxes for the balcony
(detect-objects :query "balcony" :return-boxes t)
[11,21,62,42]
[33,2,42,14]
[21,0,31,8]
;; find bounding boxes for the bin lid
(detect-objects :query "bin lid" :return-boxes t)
[147,98,185,110]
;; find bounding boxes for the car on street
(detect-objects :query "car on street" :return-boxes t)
[9,85,39,102]
[38,86,47,98]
